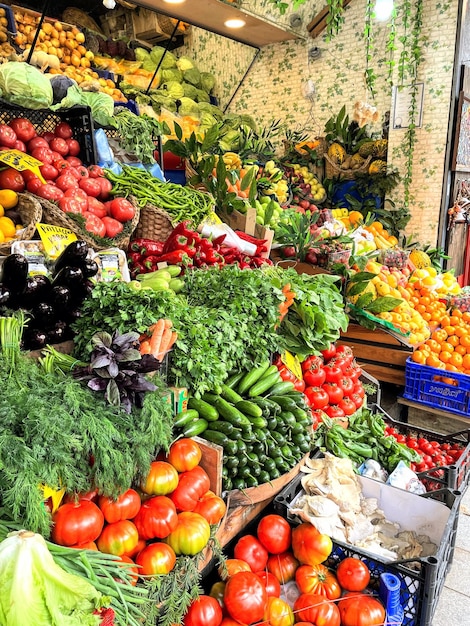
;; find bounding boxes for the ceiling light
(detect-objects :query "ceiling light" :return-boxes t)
[374,0,394,22]
[224,18,246,29]
[163,0,186,4]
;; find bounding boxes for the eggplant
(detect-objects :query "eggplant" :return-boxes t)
[32,302,56,327]
[46,320,70,344]
[53,241,89,276]
[53,266,85,290]
[0,284,10,307]
[17,275,51,309]
[1,254,28,294]
[65,308,82,323]
[22,328,48,351]
[49,284,72,311]
[77,259,99,279]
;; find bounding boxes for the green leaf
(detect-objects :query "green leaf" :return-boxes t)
[354,292,375,309]
[240,166,255,192]
[364,297,403,313]
[348,272,377,284]
[174,122,183,141]
[346,281,370,297]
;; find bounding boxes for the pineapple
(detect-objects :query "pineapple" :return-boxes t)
[373,139,388,158]
[358,141,376,158]
[368,159,387,175]
[328,142,346,165]
[410,249,432,269]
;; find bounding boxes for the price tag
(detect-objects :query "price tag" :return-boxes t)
[41,484,66,513]
[0,149,46,183]
[281,350,303,380]
[202,211,223,225]
[36,223,77,260]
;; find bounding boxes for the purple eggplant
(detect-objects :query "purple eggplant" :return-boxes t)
[1,254,28,294]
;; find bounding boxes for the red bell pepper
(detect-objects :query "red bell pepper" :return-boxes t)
[162,222,196,253]
[156,249,191,265]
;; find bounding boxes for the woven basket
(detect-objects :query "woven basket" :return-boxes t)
[324,154,372,180]
[38,196,140,251]
[132,199,175,243]
[0,192,42,256]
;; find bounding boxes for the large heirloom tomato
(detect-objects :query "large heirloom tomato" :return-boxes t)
[224,571,267,625]
[167,438,202,472]
[233,535,268,572]
[98,488,141,524]
[338,592,386,626]
[183,595,223,626]
[223,558,252,578]
[52,500,104,546]
[264,596,294,626]
[256,514,291,554]
[193,490,226,525]
[295,564,341,600]
[267,551,299,584]
[141,461,179,496]
[255,570,281,598]
[336,557,370,591]
[165,511,210,555]
[293,592,341,626]
[291,523,332,566]
[132,495,177,540]
[135,542,176,576]
[169,466,210,511]
[96,520,139,556]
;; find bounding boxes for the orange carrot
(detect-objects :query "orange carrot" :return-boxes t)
[156,327,173,362]
[164,319,173,329]
[149,318,165,356]
[140,340,151,354]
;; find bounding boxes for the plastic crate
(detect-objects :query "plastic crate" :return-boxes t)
[0,102,96,165]
[274,473,461,626]
[0,3,16,34]
[404,357,470,418]
[371,404,470,493]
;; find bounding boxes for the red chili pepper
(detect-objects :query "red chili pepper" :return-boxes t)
[239,261,251,269]
[162,221,195,253]
[213,234,227,246]
[250,256,268,267]
[157,250,190,264]
[128,251,143,265]
[141,241,164,257]
[194,251,207,267]
[143,255,162,269]
[199,237,214,253]
[130,261,147,277]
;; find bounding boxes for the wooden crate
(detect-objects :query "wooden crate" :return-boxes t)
[338,322,413,386]
[193,436,223,497]
[220,208,274,259]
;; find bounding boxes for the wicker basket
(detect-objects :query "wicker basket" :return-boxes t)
[37,196,140,251]
[132,199,175,243]
[0,192,42,256]
[324,154,372,180]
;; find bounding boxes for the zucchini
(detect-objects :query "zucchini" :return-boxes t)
[188,397,219,422]
[270,395,299,412]
[257,364,279,380]
[201,392,221,405]
[203,429,230,446]
[213,397,252,428]
[266,381,295,396]
[248,372,282,397]
[235,400,263,418]
[237,361,271,394]
[182,418,208,437]
[221,384,244,404]
[173,409,199,429]
[225,371,244,389]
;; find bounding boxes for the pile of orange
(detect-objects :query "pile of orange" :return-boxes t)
[406,283,448,333]
[411,309,470,375]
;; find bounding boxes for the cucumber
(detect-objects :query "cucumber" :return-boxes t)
[225,371,244,389]
[246,415,268,429]
[202,429,230,447]
[257,364,279,380]
[237,361,271,395]
[173,409,199,429]
[235,400,263,418]
[208,420,235,436]
[182,418,208,437]
[248,372,282,397]
[201,392,221,405]
[279,411,297,428]
[213,397,252,428]
[188,397,219,422]
[266,381,295,396]
[221,384,244,404]
[270,395,299,413]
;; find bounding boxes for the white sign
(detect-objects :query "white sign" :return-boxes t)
[391,82,425,130]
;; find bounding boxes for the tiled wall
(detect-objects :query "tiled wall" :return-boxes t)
[183,0,458,246]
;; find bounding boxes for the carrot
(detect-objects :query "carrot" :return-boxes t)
[149,318,165,357]
[156,327,173,362]
[140,340,151,354]
[164,319,173,329]
[283,291,296,300]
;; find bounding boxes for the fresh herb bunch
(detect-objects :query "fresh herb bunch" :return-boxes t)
[275,209,321,262]
[324,105,370,154]
[73,331,162,414]
[110,109,170,165]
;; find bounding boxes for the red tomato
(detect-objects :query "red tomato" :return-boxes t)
[350,392,364,409]
[52,500,104,546]
[304,366,326,388]
[0,124,17,147]
[66,138,81,157]
[88,164,104,178]
[110,197,136,222]
[26,177,42,193]
[339,376,355,395]
[165,511,211,555]
[336,557,370,591]
[323,363,343,384]
[169,465,210,511]
[54,122,73,140]
[321,344,337,361]
[122,537,146,559]
[36,184,64,202]
[136,542,176,576]
[263,596,293,626]
[344,363,362,381]
[224,571,267,625]
[66,156,82,167]
[98,488,141,524]
[53,157,71,173]
[267,551,299,583]
[302,355,324,372]
[83,212,106,237]
[183,595,223,626]
[193,490,226,525]
[59,196,83,214]
[98,177,113,201]
[304,386,329,410]
[141,460,179,496]
[329,355,350,373]
[32,146,54,165]
[50,137,69,156]
[324,404,346,419]
[293,593,340,626]
[39,164,59,181]
[294,378,306,392]
[353,382,365,398]
[224,558,252,577]
[255,570,281,598]
[295,564,341,600]
[97,519,139,556]
[41,131,55,143]
[291,523,332,566]
[28,136,49,152]
[9,118,36,142]
[322,382,344,404]
[102,216,124,238]
[339,397,357,416]
[233,534,268,572]
[257,514,291,554]
[0,167,25,192]
[87,197,108,219]
[73,165,89,179]
[335,344,354,364]
[278,365,296,383]
[22,169,40,183]
[56,172,78,191]
[132,495,178,540]
[65,186,88,211]
[338,592,386,626]
[167,438,202,472]
[79,177,101,197]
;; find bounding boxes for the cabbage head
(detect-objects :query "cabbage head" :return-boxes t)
[200,72,216,93]
[161,81,184,99]
[200,112,217,129]
[135,47,150,63]
[178,97,200,118]
[183,68,201,87]
[182,82,198,99]
[195,88,210,103]
[150,46,177,69]
[176,55,194,72]
[0,62,53,109]
[198,102,224,119]
[162,68,183,83]
[151,94,177,113]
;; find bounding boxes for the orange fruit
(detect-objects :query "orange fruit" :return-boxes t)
[452,309,463,318]
[426,354,441,368]
[462,312,470,323]
[441,342,455,353]
[443,325,455,336]
[447,335,460,348]
[462,354,470,369]
[439,351,453,363]
[440,315,451,327]
[450,352,463,368]
[412,350,426,365]
[425,339,441,353]
[455,345,467,356]
[460,335,470,348]
[445,363,459,372]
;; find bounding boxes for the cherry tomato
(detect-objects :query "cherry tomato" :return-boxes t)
[304,386,329,410]
[322,382,344,404]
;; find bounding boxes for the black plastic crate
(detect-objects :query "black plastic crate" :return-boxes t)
[371,404,470,493]
[0,102,96,165]
[274,473,461,626]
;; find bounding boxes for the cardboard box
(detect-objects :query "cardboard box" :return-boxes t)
[169,386,189,415]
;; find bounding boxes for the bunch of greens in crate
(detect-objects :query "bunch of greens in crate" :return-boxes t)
[109,109,170,164]
[275,209,321,261]
[163,123,222,169]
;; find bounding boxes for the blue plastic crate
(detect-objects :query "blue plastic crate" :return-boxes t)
[404,357,470,418]
[0,3,16,34]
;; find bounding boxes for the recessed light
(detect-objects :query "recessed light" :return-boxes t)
[163,0,186,5]
[224,18,246,29]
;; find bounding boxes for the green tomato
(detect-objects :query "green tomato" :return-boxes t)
[165,511,210,555]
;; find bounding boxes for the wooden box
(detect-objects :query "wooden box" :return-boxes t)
[193,436,223,497]
[221,208,274,259]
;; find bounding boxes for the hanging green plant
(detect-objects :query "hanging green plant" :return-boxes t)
[325,0,346,40]
[364,0,377,99]
[397,0,412,86]
[385,4,397,86]
[266,0,309,16]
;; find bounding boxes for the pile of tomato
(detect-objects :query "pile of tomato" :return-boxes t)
[49,439,226,578]
[0,117,135,239]
[182,513,385,626]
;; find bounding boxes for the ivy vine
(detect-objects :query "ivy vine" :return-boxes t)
[364,0,377,99]
[397,0,412,85]
[325,0,346,41]
[385,5,398,87]
[266,0,308,16]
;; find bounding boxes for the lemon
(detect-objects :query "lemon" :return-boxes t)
[0,190,18,210]
[0,229,4,243]
[0,217,16,238]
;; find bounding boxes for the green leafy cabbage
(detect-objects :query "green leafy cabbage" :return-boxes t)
[150,46,177,69]
[161,68,183,83]
[183,67,201,87]
[178,97,200,118]
[176,55,195,72]
[195,88,210,103]
[200,71,216,93]
[161,81,184,99]
[0,62,53,109]
[182,82,198,99]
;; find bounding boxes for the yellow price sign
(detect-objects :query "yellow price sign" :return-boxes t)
[0,149,46,183]
[281,350,303,380]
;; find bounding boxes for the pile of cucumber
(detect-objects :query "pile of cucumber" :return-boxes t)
[173,361,313,492]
